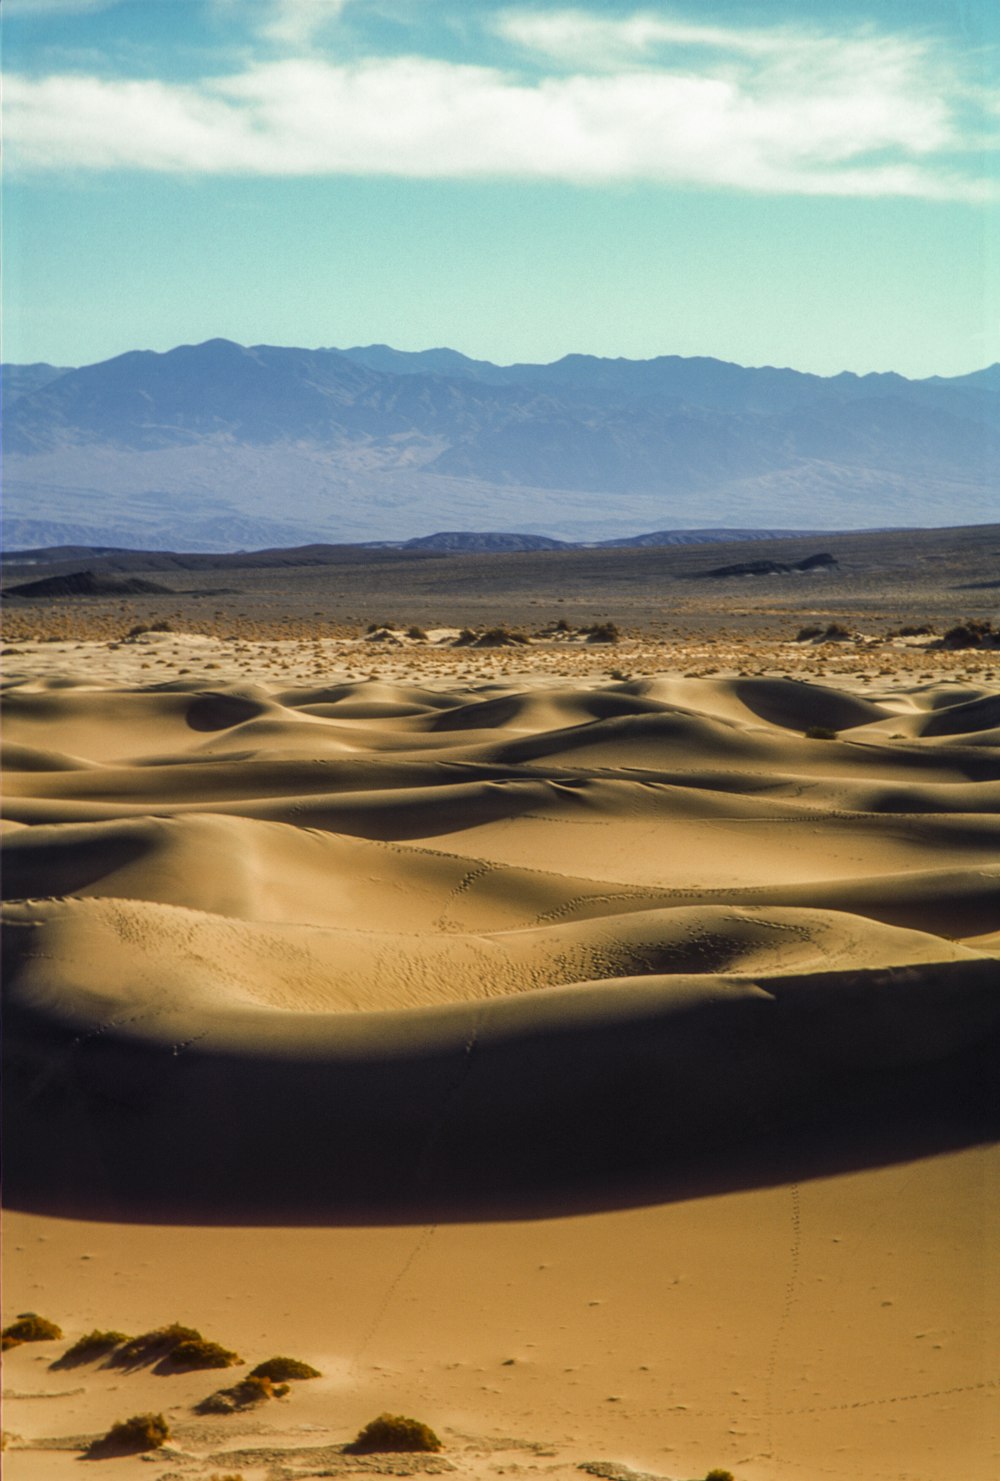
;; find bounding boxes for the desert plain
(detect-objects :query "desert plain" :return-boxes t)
[2,525,999,1481]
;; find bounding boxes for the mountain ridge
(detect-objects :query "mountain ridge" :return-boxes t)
[4,340,997,550]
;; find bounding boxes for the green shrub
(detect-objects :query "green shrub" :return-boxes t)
[169,1337,241,1370]
[87,1412,170,1456]
[112,1322,238,1370]
[346,1413,442,1453]
[249,1356,321,1382]
[56,1330,129,1364]
[113,1322,201,1365]
[804,724,837,740]
[197,1375,286,1414]
[704,1470,735,1481]
[1,1314,63,1348]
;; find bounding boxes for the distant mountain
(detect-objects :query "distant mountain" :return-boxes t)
[4,339,998,550]
[2,362,75,404]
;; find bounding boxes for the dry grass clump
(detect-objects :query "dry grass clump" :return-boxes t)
[86,1412,170,1456]
[249,1355,321,1381]
[804,724,838,740]
[197,1374,287,1414]
[112,1322,239,1370]
[406,624,429,640]
[704,1470,736,1481]
[346,1413,443,1453]
[2,1313,63,1349]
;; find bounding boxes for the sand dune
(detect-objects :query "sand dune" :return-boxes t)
[3,651,998,1478]
[5,664,998,1219]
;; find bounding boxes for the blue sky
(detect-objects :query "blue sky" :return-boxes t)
[4,0,998,376]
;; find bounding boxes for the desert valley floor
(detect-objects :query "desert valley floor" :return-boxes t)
[2,528,999,1481]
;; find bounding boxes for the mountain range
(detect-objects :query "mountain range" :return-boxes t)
[3,340,997,551]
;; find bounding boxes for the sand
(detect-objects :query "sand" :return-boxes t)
[3,631,999,1481]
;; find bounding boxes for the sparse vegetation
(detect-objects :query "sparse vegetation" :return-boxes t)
[197,1374,287,1414]
[704,1470,736,1481]
[583,621,620,643]
[113,1322,201,1365]
[941,617,997,649]
[125,619,173,638]
[346,1413,443,1453]
[804,724,838,740]
[111,1322,238,1369]
[56,1330,130,1365]
[170,1336,242,1370]
[796,622,850,643]
[249,1355,321,1382]
[406,624,428,640]
[2,1313,63,1349]
[86,1412,170,1456]
[367,620,398,632]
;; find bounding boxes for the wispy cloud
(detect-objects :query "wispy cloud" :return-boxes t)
[5,6,996,200]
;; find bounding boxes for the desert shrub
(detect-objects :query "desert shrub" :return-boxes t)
[896,624,933,637]
[367,620,398,632]
[475,626,530,647]
[87,1412,170,1456]
[406,625,428,640]
[704,1470,735,1481]
[125,620,173,638]
[1,1314,63,1348]
[57,1330,129,1364]
[553,618,572,632]
[346,1413,442,1453]
[942,618,996,649]
[796,622,849,643]
[249,1356,321,1382]
[113,1322,202,1366]
[197,1375,286,1414]
[804,725,837,740]
[453,627,478,646]
[583,621,620,643]
[169,1336,241,1370]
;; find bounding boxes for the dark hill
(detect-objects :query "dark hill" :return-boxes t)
[4,569,175,599]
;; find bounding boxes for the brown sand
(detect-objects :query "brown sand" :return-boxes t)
[3,632,998,1480]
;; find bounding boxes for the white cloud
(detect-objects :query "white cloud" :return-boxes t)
[5,8,995,200]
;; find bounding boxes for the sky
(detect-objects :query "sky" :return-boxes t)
[3,0,999,377]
